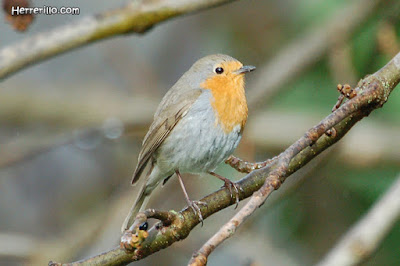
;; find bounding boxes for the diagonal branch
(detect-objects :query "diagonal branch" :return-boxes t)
[188,51,400,265]
[53,52,400,266]
[317,172,400,266]
[0,0,237,81]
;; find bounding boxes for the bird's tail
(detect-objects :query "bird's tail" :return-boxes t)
[121,163,161,232]
[121,185,151,232]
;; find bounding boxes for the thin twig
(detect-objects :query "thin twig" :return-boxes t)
[189,178,277,266]
[0,0,237,80]
[120,208,178,252]
[143,209,177,226]
[188,51,400,265]
[317,172,400,266]
[224,155,278,173]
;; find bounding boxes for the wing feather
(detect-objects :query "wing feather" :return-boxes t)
[131,89,202,184]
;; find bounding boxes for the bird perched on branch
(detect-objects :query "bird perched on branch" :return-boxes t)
[122,54,255,232]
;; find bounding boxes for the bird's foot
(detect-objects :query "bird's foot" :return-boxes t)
[188,200,207,226]
[209,171,243,208]
[221,179,244,209]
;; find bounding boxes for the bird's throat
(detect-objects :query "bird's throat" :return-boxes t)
[201,74,248,134]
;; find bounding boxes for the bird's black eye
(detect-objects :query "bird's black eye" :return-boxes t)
[215,67,224,74]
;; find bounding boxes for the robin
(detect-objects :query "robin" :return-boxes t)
[122,54,255,232]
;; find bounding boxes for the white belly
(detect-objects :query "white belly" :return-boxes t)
[154,91,242,175]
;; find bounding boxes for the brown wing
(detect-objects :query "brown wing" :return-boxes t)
[131,89,203,184]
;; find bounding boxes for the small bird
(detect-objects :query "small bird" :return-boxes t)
[122,54,255,232]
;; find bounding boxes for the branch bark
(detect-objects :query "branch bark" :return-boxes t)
[53,52,400,266]
[188,52,400,265]
[317,172,400,266]
[0,0,237,80]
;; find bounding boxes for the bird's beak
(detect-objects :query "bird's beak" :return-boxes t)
[234,65,256,74]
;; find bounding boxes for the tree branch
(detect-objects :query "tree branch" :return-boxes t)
[317,172,400,266]
[53,52,400,266]
[224,155,278,173]
[0,0,237,81]
[188,51,400,265]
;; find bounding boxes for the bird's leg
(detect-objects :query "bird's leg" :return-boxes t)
[208,171,243,209]
[175,170,207,225]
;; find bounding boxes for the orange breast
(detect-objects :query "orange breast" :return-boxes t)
[200,62,248,133]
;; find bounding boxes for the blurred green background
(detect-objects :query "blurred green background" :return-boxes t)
[0,0,399,265]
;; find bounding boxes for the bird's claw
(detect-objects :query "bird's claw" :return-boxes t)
[188,200,207,226]
[222,180,243,209]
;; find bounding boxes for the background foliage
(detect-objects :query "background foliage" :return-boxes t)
[0,0,399,265]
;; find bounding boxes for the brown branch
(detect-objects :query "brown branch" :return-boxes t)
[54,51,400,266]
[188,51,400,265]
[0,0,237,80]
[224,155,278,173]
[317,172,400,266]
